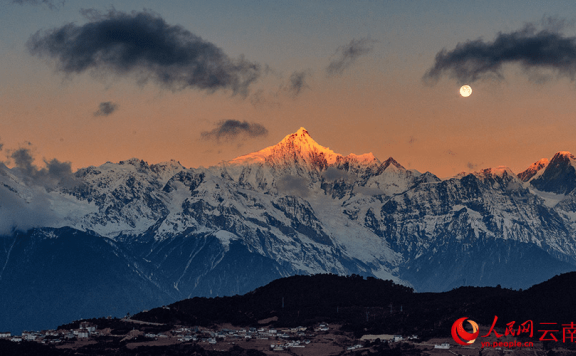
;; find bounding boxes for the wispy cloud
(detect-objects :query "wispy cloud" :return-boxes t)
[326,38,376,76]
[276,175,310,197]
[285,70,311,96]
[321,167,355,182]
[10,0,64,9]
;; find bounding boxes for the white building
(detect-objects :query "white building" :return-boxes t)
[80,322,97,332]
[434,343,450,349]
[0,332,11,338]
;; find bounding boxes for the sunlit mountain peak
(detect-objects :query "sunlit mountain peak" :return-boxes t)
[518,158,549,182]
[343,153,378,164]
[229,127,343,168]
[459,165,517,181]
[491,166,515,176]
[534,158,550,166]
[553,151,575,160]
[547,151,576,172]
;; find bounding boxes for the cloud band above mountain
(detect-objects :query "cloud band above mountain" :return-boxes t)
[8,147,76,188]
[423,25,576,84]
[27,10,261,95]
[201,120,268,142]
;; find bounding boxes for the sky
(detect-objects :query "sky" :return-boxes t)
[2,0,576,177]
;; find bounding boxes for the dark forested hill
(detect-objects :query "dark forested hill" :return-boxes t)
[132,272,576,338]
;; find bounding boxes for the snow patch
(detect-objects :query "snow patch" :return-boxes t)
[529,188,565,208]
[213,230,241,248]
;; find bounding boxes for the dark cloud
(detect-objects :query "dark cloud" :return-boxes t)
[8,147,77,189]
[286,70,311,96]
[94,101,118,117]
[467,162,478,170]
[27,10,261,95]
[45,158,73,179]
[276,175,310,197]
[11,0,64,9]
[201,120,268,142]
[326,38,376,76]
[423,24,576,85]
[11,147,36,177]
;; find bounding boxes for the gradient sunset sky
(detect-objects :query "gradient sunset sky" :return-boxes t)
[2,0,576,177]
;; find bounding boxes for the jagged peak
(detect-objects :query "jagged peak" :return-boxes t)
[229,127,376,168]
[295,127,309,135]
[551,151,575,162]
[381,157,405,170]
[345,153,378,163]
[275,127,336,159]
[150,160,185,182]
[518,158,549,182]
[531,151,576,194]
[477,166,515,178]
[336,152,380,166]
[151,159,184,170]
[119,158,147,165]
[545,151,576,174]
[117,158,150,170]
[534,158,550,166]
[95,159,184,180]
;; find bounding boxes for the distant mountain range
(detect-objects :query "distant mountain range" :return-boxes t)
[1,127,576,333]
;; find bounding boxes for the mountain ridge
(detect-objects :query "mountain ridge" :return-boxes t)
[2,127,576,333]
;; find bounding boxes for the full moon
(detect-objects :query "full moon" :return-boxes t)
[460,85,472,97]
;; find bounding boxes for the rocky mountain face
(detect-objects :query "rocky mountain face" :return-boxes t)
[1,127,576,333]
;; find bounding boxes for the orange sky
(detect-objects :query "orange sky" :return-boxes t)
[2,1,576,178]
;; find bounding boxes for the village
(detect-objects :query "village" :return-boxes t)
[0,318,431,354]
[2,318,550,356]
[0,321,99,345]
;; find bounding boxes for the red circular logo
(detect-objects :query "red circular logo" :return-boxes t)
[451,317,479,346]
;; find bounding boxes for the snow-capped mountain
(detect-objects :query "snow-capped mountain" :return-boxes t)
[518,158,548,182]
[530,152,576,194]
[1,127,576,333]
